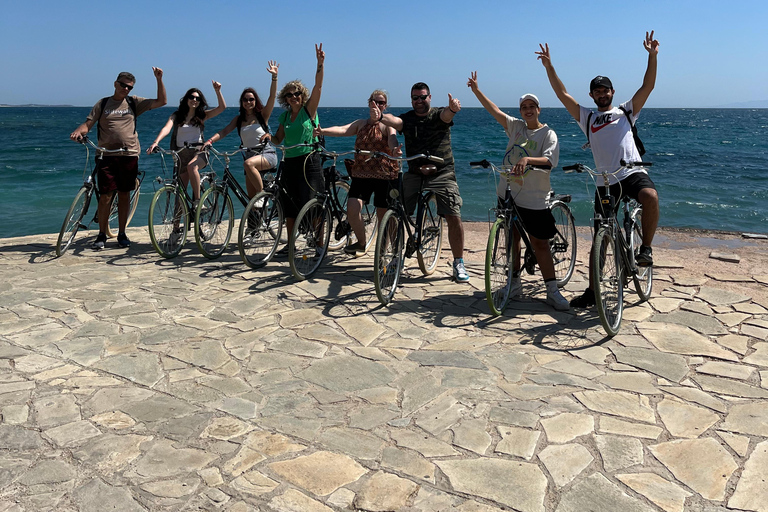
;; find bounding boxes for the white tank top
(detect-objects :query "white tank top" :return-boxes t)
[176,124,203,147]
[240,123,266,148]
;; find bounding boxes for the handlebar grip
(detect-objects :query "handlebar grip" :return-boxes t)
[427,155,445,164]
[469,160,489,168]
[562,164,581,171]
[620,159,653,167]
[357,149,372,155]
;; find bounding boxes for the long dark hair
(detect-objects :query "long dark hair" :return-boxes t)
[173,88,208,128]
[238,88,267,129]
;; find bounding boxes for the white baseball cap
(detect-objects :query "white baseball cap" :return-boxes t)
[519,93,540,107]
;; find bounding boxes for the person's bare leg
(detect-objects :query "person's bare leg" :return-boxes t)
[347,197,365,246]
[445,214,464,259]
[97,192,113,234]
[637,187,659,246]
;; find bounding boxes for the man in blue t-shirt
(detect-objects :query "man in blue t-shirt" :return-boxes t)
[537,31,660,308]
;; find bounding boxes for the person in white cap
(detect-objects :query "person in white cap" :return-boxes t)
[467,71,569,311]
[536,31,660,309]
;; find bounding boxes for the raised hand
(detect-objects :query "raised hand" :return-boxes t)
[535,43,551,67]
[643,30,659,55]
[315,43,325,67]
[152,67,163,79]
[467,71,479,92]
[267,60,279,77]
[370,100,382,121]
[448,93,461,114]
[212,80,222,92]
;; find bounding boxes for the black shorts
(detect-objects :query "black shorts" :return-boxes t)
[593,172,656,227]
[498,199,557,240]
[280,153,323,218]
[177,147,208,172]
[97,156,139,194]
[348,177,399,209]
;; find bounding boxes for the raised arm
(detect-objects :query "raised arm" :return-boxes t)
[262,60,280,121]
[440,94,460,123]
[204,81,226,119]
[305,44,324,118]
[370,101,403,132]
[147,115,176,153]
[536,44,580,122]
[467,71,506,127]
[630,31,659,113]
[148,67,167,110]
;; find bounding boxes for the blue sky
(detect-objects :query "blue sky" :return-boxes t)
[2,0,766,108]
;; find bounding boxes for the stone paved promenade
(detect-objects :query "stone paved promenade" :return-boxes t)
[1,225,767,512]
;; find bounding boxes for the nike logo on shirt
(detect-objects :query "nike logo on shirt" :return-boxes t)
[591,120,618,133]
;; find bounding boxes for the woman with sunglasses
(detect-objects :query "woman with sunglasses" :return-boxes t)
[147,81,225,209]
[205,61,280,199]
[314,89,401,256]
[271,44,325,244]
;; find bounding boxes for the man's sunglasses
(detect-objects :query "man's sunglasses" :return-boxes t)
[411,94,428,101]
[117,81,134,91]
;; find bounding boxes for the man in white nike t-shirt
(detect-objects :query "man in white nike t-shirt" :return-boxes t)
[537,31,660,309]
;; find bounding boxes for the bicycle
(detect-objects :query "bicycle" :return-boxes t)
[471,160,576,316]
[147,144,213,258]
[56,137,143,257]
[365,152,446,305]
[563,160,654,336]
[288,145,369,280]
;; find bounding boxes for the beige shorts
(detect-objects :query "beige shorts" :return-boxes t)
[402,171,462,217]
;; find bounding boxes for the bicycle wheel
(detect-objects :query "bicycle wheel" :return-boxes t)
[238,191,283,269]
[290,199,331,280]
[195,185,234,259]
[630,208,653,301]
[374,209,405,305]
[328,180,350,251]
[549,201,577,287]
[56,186,91,257]
[360,201,378,251]
[148,185,187,259]
[417,192,443,275]
[485,218,512,316]
[105,178,141,238]
[592,226,624,337]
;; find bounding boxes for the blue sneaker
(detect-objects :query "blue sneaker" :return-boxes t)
[453,258,470,283]
[117,232,131,248]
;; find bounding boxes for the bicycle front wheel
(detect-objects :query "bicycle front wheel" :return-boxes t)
[328,180,350,251]
[550,201,577,287]
[485,218,512,316]
[105,177,141,238]
[56,186,91,257]
[631,208,653,301]
[374,209,405,305]
[592,226,624,337]
[417,192,443,275]
[290,199,331,280]
[195,185,234,259]
[149,185,187,259]
[239,191,283,269]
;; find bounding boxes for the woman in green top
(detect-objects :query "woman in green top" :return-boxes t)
[272,44,325,239]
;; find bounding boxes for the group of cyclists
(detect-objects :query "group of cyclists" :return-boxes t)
[68,31,660,313]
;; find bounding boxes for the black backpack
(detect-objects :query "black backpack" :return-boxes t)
[586,105,646,157]
[97,95,138,141]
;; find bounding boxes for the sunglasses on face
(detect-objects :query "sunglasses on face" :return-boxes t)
[285,92,302,99]
[371,100,387,107]
[117,81,134,91]
[187,96,201,101]
[243,97,256,103]
[411,94,429,101]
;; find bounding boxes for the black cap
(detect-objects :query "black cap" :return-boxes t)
[590,76,613,91]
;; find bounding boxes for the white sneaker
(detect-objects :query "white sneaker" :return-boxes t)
[509,277,522,298]
[546,288,570,311]
[453,258,470,283]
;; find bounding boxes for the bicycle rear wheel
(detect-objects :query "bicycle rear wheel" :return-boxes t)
[417,192,443,275]
[630,208,653,301]
[105,177,141,238]
[56,186,91,257]
[149,185,187,258]
[592,226,624,337]
[195,185,234,259]
[329,180,350,251]
[549,201,577,287]
[485,218,512,316]
[239,191,283,269]
[290,199,331,280]
[374,209,405,305]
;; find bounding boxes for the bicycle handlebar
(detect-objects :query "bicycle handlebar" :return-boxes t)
[358,150,445,165]
[79,136,128,155]
[469,159,551,171]
[563,161,652,174]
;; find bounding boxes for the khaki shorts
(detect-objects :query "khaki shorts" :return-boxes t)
[402,171,462,217]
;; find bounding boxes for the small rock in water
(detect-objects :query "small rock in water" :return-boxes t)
[709,252,740,263]
[742,233,768,240]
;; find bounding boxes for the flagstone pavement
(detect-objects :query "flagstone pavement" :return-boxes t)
[1,226,767,512]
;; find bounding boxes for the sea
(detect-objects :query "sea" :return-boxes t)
[1,106,767,239]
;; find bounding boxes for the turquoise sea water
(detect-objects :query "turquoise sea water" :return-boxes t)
[1,106,767,239]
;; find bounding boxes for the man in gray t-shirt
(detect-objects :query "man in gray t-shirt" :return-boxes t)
[537,31,660,309]
[70,68,166,250]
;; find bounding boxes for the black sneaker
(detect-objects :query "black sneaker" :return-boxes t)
[275,245,289,257]
[92,232,107,250]
[570,288,596,308]
[636,245,653,267]
[117,232,131,248]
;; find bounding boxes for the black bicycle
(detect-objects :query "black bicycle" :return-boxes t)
[56,137,143,257]
[564,160,653,336]
[472,159,576,316]
[364,152,446,305]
